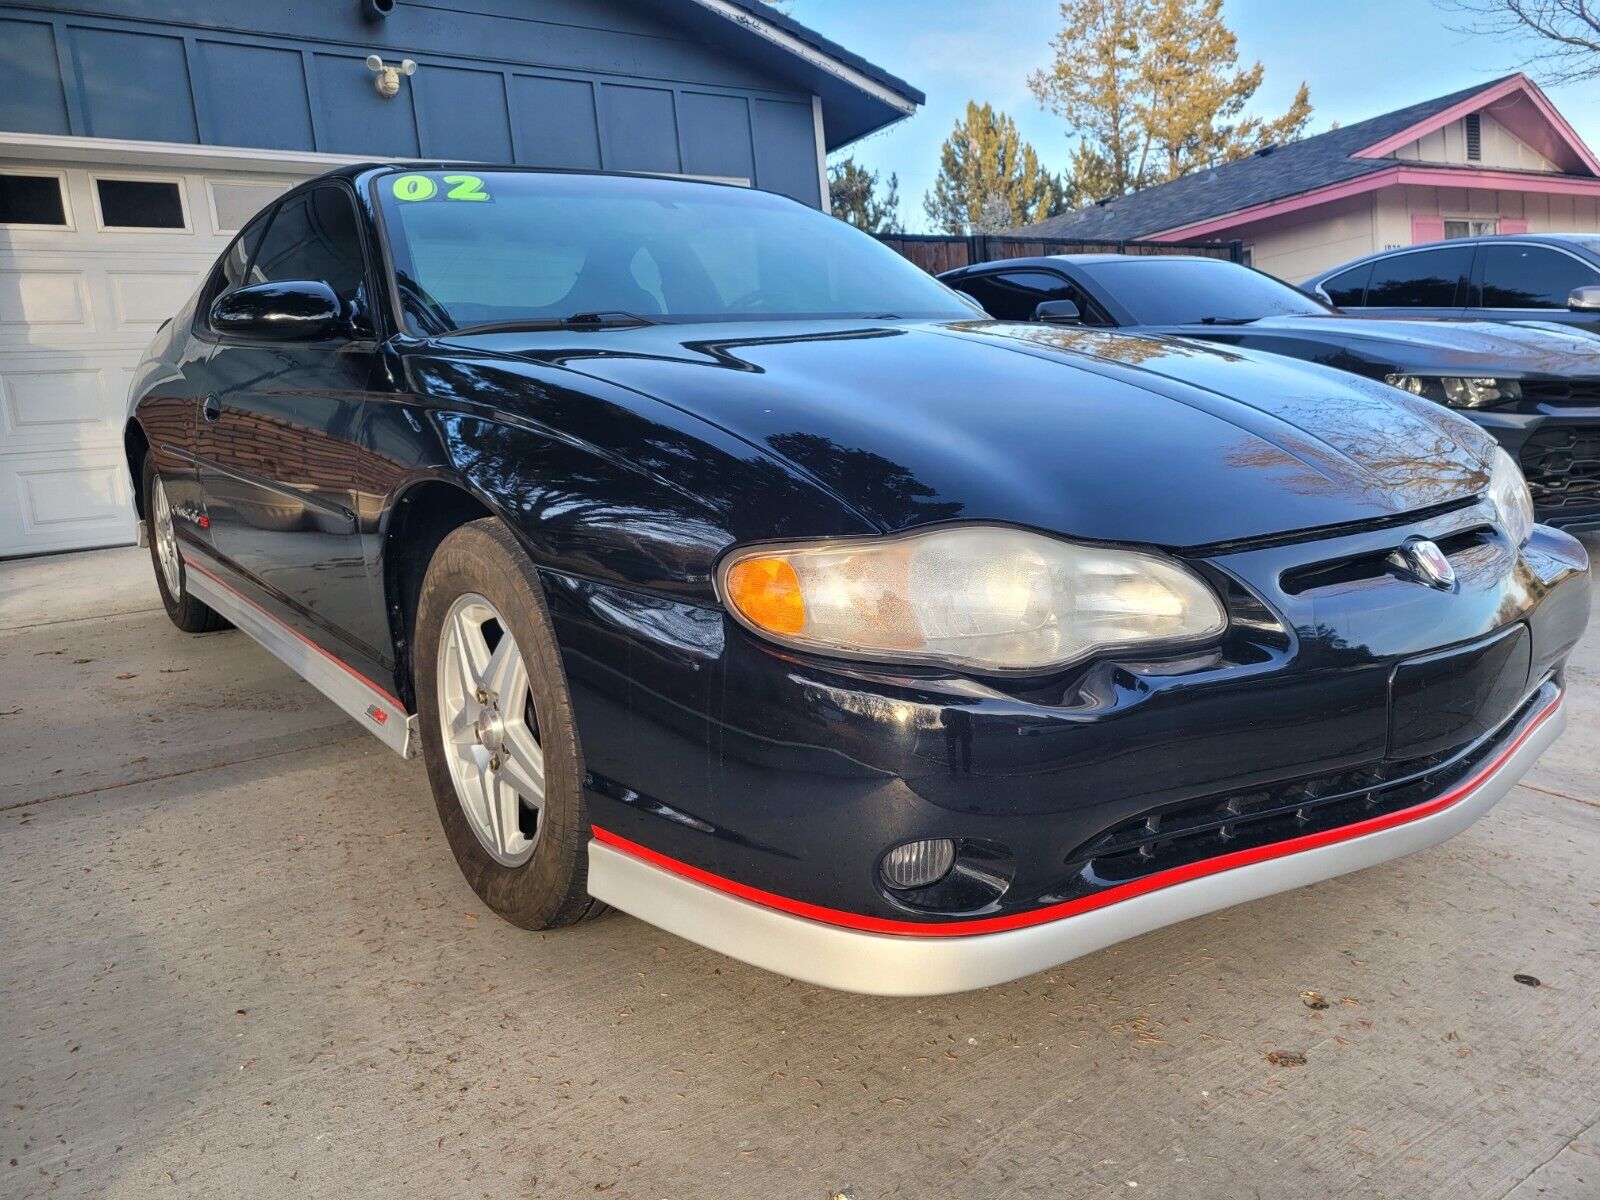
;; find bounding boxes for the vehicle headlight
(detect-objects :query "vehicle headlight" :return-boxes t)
[1384,375,1521,409]
[717,524,1227,672]
[1486,444,1535,546]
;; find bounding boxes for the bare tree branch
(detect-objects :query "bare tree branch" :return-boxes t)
[1438,0,1600,82]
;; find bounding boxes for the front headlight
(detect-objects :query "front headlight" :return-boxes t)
[1486,444,1535,546]
[1384,375,1521,409]
[717,524,1227,672]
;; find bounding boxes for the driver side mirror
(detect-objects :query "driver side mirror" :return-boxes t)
[211,279,343,340]
[1567,285,1600,311]
[1033,298,1081,325]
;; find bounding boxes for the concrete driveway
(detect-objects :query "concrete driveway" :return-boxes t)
[3,544,1597,1199]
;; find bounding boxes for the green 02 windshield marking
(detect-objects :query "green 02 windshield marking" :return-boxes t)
[390,173,492,202]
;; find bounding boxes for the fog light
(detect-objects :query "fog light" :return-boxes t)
[880,838,957,890]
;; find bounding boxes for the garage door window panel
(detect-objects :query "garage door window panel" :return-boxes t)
[92,176,188,231]
[0,170,71,229]
[1480,245,1600,309]
[207,178,292,235]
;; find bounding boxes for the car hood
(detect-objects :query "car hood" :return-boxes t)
[1226,313,1600,376]
[441,319,1495,548]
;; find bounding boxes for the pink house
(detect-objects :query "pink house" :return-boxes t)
[1016,74,1600,281]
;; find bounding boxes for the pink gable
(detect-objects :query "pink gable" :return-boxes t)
[1411,215,1446,244]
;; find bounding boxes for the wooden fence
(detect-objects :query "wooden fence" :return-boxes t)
[878,233,1245,275]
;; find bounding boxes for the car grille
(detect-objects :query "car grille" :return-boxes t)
[1517,425,1600,516]
[1517,380,1600,407]
[1055,684,1550,901]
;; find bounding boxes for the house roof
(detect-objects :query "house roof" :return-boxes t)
[660,0,923,148]
[1015,74,1597,241]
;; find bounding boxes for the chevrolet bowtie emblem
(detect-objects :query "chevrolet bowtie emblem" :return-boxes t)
[1391,538,1456,591]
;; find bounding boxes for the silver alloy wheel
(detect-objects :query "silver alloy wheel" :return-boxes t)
[152,477,183,597]
[436,592,546,866]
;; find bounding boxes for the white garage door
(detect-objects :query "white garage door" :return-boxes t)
[0,163,304,558]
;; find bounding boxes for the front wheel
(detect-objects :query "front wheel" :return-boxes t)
[413,518,603,929]
[144,455,226,633]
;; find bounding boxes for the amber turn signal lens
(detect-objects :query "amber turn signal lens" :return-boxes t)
[724,555,806,635]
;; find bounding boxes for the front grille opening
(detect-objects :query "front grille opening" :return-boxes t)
[1518,381,1600,407]
[1519,426,1600,514]
[1279,526,1492,596]
[1055,685,1549,901]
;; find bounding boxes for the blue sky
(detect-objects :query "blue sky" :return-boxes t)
[798,0,1600,231]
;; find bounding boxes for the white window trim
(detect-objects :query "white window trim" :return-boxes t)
[0,165,74,231]
[1443,216,1499,239]
[203,175,294,234]
[87,170,193,234]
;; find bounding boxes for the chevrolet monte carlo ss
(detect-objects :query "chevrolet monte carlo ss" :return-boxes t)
[126,165,1590,996]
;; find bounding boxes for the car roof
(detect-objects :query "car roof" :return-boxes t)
[943,252,1238,278]
[1306,232,1600,282]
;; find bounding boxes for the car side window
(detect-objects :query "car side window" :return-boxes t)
[1319,263,1370,307]
[1479,244,1600,308]
[1364,246,1472,307]
[198,210,271,326]
[957,270,1105,323]
[248,185,370,323]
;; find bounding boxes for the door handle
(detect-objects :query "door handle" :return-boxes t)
[202,394,222,423]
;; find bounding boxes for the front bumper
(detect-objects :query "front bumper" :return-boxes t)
[552,498,1588,988]
[587,684,1565,995]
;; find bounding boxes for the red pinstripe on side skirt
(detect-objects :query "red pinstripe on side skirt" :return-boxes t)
[181,553,407,710]
[591,690,1561,939]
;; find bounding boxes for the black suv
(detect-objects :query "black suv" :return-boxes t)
[1303,233,1600,335]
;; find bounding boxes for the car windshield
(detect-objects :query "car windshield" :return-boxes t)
[1088,257,1331,325]
[374,169,974,332]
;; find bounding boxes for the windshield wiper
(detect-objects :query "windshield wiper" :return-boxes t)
[1196,316,1258,325]
[448,310,661,336]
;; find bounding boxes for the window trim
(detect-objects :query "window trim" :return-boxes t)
[1443,217,1498,240]
[88,171,192,233]
[1470,239,1600,311]
[204,175,294,235]
[0,166,74,231]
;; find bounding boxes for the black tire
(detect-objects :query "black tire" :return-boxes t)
[413,518,604,929]
[143,455,227,634]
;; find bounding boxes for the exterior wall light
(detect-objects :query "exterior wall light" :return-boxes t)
[365,55,417,99]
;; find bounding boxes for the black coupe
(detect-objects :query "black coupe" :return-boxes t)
[127,165,1589,995]
[941,253,1600,530]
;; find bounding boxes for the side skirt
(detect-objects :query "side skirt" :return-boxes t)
[183,553,419,758]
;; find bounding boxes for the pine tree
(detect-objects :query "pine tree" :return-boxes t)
[1030,0,1312,201]
[923,101,1065,234]
[827,157,902,234]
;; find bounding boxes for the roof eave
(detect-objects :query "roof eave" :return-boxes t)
[1146,163,1600,241]
[1353,73,1600,177]
[674,0,921,148]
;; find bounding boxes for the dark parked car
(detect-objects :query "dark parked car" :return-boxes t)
[128,165,1588,996]
[1302,233,1600,335]
[941,253,1600,531]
